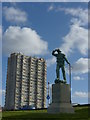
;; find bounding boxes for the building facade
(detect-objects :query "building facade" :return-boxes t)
[5,53,46,110]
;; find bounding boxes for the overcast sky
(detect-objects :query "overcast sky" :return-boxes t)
[0,2,89,107]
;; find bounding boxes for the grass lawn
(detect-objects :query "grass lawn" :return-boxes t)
[2,106,89,120]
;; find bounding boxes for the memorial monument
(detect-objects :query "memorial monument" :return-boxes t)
[47,49,74,113]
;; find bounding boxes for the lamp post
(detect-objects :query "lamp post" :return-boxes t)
[69,64,71,103]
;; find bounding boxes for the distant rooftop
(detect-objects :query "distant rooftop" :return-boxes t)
[10,52,45,61]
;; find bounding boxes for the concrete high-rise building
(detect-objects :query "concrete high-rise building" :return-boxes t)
[5,53,46,110]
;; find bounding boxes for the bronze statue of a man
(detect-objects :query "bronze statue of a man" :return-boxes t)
[52,49,70,83]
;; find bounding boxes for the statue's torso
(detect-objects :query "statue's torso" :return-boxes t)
[57,53,65,66]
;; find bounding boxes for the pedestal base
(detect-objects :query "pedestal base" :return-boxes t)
[47,103,74,114]
[47,82,74,114]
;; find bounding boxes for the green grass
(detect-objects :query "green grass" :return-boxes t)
[2,106,89,120]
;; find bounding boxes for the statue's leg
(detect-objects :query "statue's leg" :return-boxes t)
[56,64,60,80]
[62,66,66,82]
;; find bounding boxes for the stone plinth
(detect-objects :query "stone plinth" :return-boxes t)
[47,82,74,114]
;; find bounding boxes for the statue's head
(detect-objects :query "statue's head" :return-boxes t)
[57,49,61,53]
